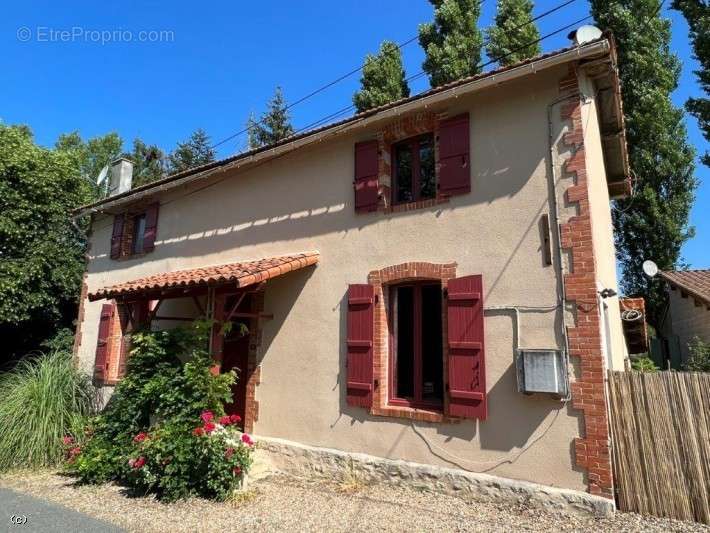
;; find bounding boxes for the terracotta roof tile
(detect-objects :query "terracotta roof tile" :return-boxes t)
[88,252,319,301]
[660,269,710,306]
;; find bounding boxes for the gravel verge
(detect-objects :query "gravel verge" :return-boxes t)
[0,470,707,532]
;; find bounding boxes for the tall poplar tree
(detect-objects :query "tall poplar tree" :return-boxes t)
[486,0,540,65]
[247,86,295,149]
[673,0,709,166]
[353,41,411,113]
[418,0,484,87]
[590,0,697,326]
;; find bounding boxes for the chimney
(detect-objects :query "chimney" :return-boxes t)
[109,158,133,196]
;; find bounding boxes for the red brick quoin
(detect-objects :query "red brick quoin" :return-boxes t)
[558,66,613,499]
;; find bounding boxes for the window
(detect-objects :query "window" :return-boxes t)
[393,134,436,204]
[131,214,147,255]
[390,282,444,408]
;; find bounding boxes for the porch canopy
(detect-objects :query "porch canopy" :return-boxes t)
[88,252,319,302]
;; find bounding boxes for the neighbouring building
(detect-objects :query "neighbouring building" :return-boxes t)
[73,35,631,501]
[660,270,710,366]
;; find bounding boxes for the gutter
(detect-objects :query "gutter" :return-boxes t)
[74,39,612,218]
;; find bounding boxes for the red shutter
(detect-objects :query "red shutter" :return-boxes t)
[142,203,159,253]
[346,284,374,408]
[94,303,115,383]
[110,214,124,259]
[446,275,486,419]
[354,141,379,212]
[438,113,471,196]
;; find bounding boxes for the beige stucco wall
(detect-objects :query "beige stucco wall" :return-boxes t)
[668,290,710,362]
[74,64,627,492]
[577,73,628,371]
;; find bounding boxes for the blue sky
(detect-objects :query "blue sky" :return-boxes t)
[1,1,707,268]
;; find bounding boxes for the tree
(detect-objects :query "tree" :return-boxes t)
[124,138,165,187]
[486,0,540,66]
[418,0,484,87]
[673,0,709,166]
[590,0,697,326]
[0,124,91,360]
[55,131,123,199]
[353,41,411,113]
[247,87,295,149]
[167,128,216,174]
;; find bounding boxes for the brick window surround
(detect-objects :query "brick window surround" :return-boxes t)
[374,112,450,214]
[367,261,459,423]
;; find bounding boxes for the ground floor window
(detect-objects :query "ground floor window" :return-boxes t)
[390,282,443,408]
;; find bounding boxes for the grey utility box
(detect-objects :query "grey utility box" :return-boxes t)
[516,349,569,398]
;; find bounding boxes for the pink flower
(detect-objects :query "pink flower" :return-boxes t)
[62,436,74,446]
[225,447,235,458]
[203,422,216,434]
[132,456,146,469]
[230,414,242,424]
[200,410,214,423]
[69,447,81,457]
[219,415,232,426]
[241,433,253,446]
[233,466,242,475]
[133,432,148,443]
[193,427,205,437]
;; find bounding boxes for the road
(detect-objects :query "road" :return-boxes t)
[1,488,123,532]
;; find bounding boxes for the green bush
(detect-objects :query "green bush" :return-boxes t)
[630,356,660,373]
[685,336,710,372]
[67,320,254,500]
[0,350,97,471]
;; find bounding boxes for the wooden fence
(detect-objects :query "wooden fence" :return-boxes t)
[607,371,710,524]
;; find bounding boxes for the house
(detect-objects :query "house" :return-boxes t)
[659,269,710,366]
[73,34,631,503]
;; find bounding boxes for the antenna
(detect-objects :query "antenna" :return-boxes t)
[642,260,659,278]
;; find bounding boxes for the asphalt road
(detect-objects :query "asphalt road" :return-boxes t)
[1,488,123,532]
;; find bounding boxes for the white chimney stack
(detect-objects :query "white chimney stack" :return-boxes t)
[109,158,133,196]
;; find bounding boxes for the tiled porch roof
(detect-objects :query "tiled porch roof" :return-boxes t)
[660,269,710,306]
[88,252,319,301]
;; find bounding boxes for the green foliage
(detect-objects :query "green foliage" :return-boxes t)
[590,0,697,326]
[419,0,484,87]
[486,0,540,66]
[0,351,96,471]
[167,129,216,174]
[67,320,253,501]
[630,356,660,372]
[55,131,123,193]
[685,336,710,372]
[0,125,91,354]
[124,138,166,187]
[247,87,295,149]
[353,41,411,113]
[673,0,710,167]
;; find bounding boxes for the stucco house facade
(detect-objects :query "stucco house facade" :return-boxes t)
[73,36,631,501]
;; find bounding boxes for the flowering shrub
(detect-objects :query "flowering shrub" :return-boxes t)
[65,320,254,500]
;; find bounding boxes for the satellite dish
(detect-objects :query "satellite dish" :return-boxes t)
[642,260,659,278]
[570,25,603,46]
[96,164,109,185]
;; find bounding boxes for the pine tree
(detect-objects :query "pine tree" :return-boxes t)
[418,0,484,87]
[125,138,166,187]
[486,0,540,66]
[590,0,697,326]
[167,128,216,174]
[673,0,709,166]
[247,87,295,149]
[353,41,411,113]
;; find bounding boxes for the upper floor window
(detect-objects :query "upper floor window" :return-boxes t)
[110,203,159,260]
[131,214,147,255]
[393,134,436,204]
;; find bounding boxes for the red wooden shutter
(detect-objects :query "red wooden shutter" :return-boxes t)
[110,214,124,259]
[142,203,160,253]
[94,303,115,383]
[354,141,379,212]
[446,275,487,419]
[438,113,471,196]
[346,284,374,408]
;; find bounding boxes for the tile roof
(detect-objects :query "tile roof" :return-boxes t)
[660,269,710,306]
[88,252,319,301]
